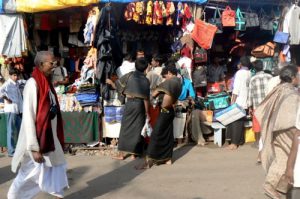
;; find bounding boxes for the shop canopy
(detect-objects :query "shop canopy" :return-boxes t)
[0,0,207,13]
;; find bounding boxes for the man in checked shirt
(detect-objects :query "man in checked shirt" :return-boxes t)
[248,60,272,164]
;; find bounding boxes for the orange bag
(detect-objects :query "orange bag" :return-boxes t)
[222,6,236,27]
[251,42,275,58]
[192,19,217,50]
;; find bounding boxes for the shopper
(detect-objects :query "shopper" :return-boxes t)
[52,53,69,94]
[136,64,182,169]
[7,51,68,199]
[255,65,300,199]
[0,67,23,157]
[107,58,150,160]
[226,56,251,150]
[248,60,272,163]
[116,53,135,78]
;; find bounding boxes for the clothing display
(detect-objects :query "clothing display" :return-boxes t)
[0,14,27,58]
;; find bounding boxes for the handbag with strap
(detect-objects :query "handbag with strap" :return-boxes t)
[208,8,223,33]
[192,19,218,50]
[235,8,246,31]
[193,47,207,63]
[222,6,236,27]
[251,42,275,58]
[204,92,230,110]
[245,7,259,27]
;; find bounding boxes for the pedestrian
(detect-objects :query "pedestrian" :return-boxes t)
[51,53,69,94]
[106,57,150,160]
[0,67,23,157]
[248,60,272,163]
[255,65,300,199]
[226,56,251,150]
[286,114,300,199]
[7,51,68,199]
[136,64,182,169]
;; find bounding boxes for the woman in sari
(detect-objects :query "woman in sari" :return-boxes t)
[106,58,150,160]
[255,65,300,199]
[136,64,182,169]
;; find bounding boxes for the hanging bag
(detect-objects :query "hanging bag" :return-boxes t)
[193,46,208,63]
[222,6,236,27]
[273,18,290,44]
[235,8,246,31]
[208,8,223,33]
[260,8,274,31]
[245,7,259,27]
[251,42,275,58]
[192,19,218,50]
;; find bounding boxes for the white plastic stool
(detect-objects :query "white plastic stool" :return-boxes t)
[211,122,226,147]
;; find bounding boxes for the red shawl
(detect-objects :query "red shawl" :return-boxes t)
[32,67,64,154]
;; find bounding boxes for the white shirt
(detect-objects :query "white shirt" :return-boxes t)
[116,60,135,78]
[0,78,23,113]
[177,57,192,81]
[283,5,295,33]
[266,76,281,95]
[232,68,251,109]
[52,66,68,83]
[11,78,66,173]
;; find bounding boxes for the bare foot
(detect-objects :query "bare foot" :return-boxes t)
[197,142,208,147]
[112,155,125,160]
[263,183,281,199]
[135,160,153,170]
[130,155,136,160]
[165,160,172,165]
[226,144,238,150]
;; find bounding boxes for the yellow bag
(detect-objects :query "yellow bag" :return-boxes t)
[245,128,256,143]
[16,0,98,13]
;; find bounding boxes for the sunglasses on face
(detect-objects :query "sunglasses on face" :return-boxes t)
[42,61,57,66]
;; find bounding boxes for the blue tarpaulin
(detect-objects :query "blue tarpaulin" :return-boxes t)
[100,0,207,4]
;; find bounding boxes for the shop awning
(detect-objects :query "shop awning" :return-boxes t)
[0,0,207,13]
[0,0,99,13]
[100,0,207,3]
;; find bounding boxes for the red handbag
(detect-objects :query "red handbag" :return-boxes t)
[192,19,217,50]
[222,6,236,27]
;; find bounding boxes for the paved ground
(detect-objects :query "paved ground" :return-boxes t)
[0,144,268,199]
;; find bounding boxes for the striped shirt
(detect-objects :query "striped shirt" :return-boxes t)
[248,71,273,109]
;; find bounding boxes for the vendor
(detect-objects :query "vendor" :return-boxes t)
[207,57,227,83]
[51,53,69,93]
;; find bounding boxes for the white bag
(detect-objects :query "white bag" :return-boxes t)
[141,119,152,137]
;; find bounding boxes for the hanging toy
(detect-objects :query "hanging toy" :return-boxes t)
[124,3,135,21]
[176,2,184,26]
[166,2,175,26]
[159,1,167,17]
[133,2,141,23]
[181,3,192,30]
[146,0,153,25]
[139,1,146,24]
[153,1,161,25]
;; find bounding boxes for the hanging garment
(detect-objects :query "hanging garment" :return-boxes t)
[0,14,27,58]
[288,6,300,45]
[2,0,17,13]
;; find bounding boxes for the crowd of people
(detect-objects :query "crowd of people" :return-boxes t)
[0,47,300,198]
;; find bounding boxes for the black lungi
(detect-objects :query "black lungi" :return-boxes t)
[147,108,175,162]
[226,118,245,145]
[118,98,145,155]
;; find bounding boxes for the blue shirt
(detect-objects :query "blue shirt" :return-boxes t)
[178,78,195,101]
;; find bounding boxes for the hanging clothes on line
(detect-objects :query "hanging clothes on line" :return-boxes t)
[0,14,27,58]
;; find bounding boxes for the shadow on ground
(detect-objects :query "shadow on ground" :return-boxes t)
[66,145,194,198]
[0,165,15,185]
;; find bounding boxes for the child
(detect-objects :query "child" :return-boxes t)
[0,67,23,157]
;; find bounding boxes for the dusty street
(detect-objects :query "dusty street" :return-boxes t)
[0,144,268,199]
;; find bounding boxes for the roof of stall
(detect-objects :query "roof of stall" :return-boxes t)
[0,0,207,13]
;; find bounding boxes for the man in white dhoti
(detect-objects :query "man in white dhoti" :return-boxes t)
[7,51,68,199]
